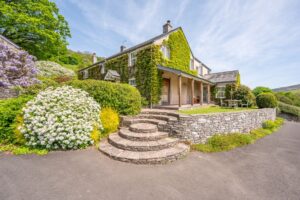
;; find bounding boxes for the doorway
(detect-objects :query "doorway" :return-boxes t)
[162,78,170,105]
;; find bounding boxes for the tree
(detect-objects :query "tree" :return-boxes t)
[234,85,256,106]
[252,86,273,97]
[0,0,71,60]
[0,43,39,87]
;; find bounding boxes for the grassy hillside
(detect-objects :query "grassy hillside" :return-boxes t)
[276,89,300,119]
[53,49,104,72]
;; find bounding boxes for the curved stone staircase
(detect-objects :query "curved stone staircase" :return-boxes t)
[99,110,190,164]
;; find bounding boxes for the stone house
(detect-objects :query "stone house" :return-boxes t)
[78,21,239,108]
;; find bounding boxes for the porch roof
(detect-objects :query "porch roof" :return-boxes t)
[158,65,214,85]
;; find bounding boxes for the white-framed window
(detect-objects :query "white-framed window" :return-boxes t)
[83,70,88,79]
[128,78,136,86]
[100,63,105,74]
[215,87,226,99]
[129,52,137,66]
[160,45,170,59]
[190,58,194,70]
[198,66,203,76]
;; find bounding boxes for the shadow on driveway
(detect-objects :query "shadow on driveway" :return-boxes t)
[1,121,300,200]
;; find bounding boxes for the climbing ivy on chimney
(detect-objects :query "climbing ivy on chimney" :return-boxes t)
[136,45,163,105]
[162,29,198,76]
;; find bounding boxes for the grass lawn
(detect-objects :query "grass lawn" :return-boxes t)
[192,118,284,153]
[178,106,256,115]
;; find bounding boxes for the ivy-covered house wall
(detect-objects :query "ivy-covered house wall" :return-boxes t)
[78,29,199,106]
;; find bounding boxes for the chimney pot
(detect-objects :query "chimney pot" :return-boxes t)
[163,20,172,34]
[92,53,97,64]
[120,45,126,52]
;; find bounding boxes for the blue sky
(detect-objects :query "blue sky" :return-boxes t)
[54,0,300,89]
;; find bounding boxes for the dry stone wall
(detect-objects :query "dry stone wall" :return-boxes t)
[168,108,276,143]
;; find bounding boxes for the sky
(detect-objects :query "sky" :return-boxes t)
[53,0,300,89]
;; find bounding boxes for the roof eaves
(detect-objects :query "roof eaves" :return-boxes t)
[0,35,21,49]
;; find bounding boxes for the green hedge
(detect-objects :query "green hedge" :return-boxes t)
[0,95,33,144]
[68,80,141,115]
[278,101,300,118]
[256,93,278,108]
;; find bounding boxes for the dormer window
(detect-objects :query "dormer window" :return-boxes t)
[161,45,170,59]
[129,52,137,66]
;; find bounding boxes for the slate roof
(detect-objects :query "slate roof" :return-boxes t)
[0,35,21,49]
[79,26,210,72]
[204,70,239,83]
[107,70,120,77]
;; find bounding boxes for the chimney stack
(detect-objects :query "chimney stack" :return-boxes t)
[92,53,97,64]
[120,45,126,52]
[163,20,172,34]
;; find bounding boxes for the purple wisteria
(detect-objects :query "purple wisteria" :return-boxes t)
[0,43,39,87]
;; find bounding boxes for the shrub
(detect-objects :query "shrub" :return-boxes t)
[225,83,238,99]
[100,107,119,136]
[0,43,39,87]
[278,101,300,117]
[68,80,141,115]
[19,77,59,96]
[234,85,256,106]
[256,93,278,108]
[21,86,102,150]
[0,95,33,144]
[252,86,273,97]
[262,120,276,130]
[35,61,75,77]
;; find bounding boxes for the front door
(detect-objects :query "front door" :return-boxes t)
[162,78,170,105]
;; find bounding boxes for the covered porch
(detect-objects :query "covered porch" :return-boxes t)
[156,65,214,110]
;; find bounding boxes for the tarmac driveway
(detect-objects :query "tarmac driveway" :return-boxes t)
[1,121,300,200]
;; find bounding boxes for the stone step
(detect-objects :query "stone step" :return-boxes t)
[122,118,168,131]
[129,123,158,133]
[108,133,179,151]
[137,114,178,122]
[141,109,179,118]
[99,140,190,164]
[119,128,168,141]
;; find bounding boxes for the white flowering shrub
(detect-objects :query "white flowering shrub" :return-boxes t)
[21,86,102,150]
[35,61,75,77]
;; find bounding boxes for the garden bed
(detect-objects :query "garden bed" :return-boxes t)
[178,106,255,115]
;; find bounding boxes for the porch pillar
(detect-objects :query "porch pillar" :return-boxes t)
[207,84,211,104]
[178,75,182,107]
[191,79,194,105]
[199,82,203,105]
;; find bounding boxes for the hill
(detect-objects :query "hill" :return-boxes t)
[273,84,300,92]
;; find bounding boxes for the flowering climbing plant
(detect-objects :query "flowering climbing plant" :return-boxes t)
[0,43,39,87]
[21,86,102,150]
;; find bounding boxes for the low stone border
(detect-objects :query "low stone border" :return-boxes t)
[0,88,19,99]
[168,108,276,143]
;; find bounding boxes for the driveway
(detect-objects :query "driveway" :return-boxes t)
[1,121,300,200]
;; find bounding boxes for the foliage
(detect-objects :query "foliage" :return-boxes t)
[0,95,33,144]
[90,125,101,144]
[162,29,197,76]
[21,86,102,150]
[0,0,71,60]
[55,49,103,71]
[234,85,256,106]
[252,86,273,97]
[68,80,141,115]
[0,144,48,155]
[192,118,284,152]
[100,107,119,136]
[225,83,238,100]
[262,120,276,130]
[13,115,26,145]
[35,61,75,78]
[19,77,59,96]
[275,91,300,107]
[0,43,39,87]
[256,93,278,108]
[178,106,255,115]
[236,73,241,87]
[278,101,300,117]
[136,45,163,105]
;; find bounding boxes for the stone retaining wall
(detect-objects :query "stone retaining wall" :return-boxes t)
[169,108,276,144]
